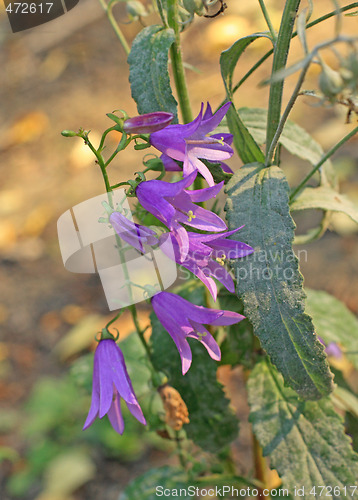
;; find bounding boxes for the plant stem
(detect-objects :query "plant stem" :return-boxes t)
[258,0,277,42]
[289,126,358,202]
[266,0,301,165]
[129,304,153,361]
[266,62,310,164]
[167,0,193,124]
[98,0,131,56]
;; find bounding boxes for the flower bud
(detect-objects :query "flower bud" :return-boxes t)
[319,62,344,101]
[123,112,173,134]
[126,0,149,21]
[61,130,77,137]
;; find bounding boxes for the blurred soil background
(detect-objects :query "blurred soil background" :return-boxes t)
[0,0,358,498]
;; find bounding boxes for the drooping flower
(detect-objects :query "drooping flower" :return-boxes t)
[109,211,157,253]
[83,339,146,434]
[136,172,227,260]
[150,102,234,186]
[318,336,343,359]
[151,291,245,374]
[123,111,174,134]
[159,228,254,300]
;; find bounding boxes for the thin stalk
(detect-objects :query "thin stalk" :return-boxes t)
[266,63,310,165]
[266,0,301,165]
[167,0,193,124]
[258,0,277,42]
[85,138,112,195]
[289,126,358,202]
[253,435,270,499]
[98,0,130,56]
[215,1,358,111]
[129,304,153,361]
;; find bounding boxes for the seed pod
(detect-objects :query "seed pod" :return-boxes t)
[319,61,344,101]
[158,384,190,431]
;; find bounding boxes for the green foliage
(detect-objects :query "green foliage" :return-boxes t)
[305,289,358,370]
[128,26,178,120]
[225,163,334,399]
[248,360,358,497]
[119,466,191,500]
[218,289,255,368]
[238,107,333,170]
[220,37,268,164]
[151,282,239,452]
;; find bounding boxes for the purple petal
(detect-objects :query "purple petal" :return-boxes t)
[183,154,215,187]
[186,181,224,203]
[219,162,234,174]
[192,102,231,137]
[188,320,221,361]
[123,112,173,134]
[107,393,125,434]
[126,401,147,425]
[83,350,100,430]
[96,341,115,418]
[210,310,245,326]
[211,132,233,146]
[105,341,138,404]
[161,154,182,171]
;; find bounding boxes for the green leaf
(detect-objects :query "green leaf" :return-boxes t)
[248,360,358,497]
[218,289,255,368]
[220,38,268,164]
[305,289,358,370]
[128,26,178,120]
[225,163,334,399]
[119,466,191,500]
[151,282,239,452]
[238,107,333,170]
[290,186,358,224]
[220,34,272,96]
[225,106,266,165]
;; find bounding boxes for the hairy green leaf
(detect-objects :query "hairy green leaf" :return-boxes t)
[151,282,239,452]
[305,289,358,369]
[248,360,358,497]
[225,163,334,399]
[128,26,178,120]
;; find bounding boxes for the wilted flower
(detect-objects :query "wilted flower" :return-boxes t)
[159,228,254,300]
[123,111,174,134]
[83,339,146,434]
[150,102,234,186]
[109,211,157,253]
[136,172,226,260]
[151,291,244,374]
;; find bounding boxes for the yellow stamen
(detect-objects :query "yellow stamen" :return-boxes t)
[187,210,196,222]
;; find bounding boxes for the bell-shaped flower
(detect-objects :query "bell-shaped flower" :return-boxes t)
[123,111,174,134]
[151,291,244,374]
[136,172,226,260]
[109,211,157,253]
[159,228,254,300]
[83,339,146,434]
[150,102,234,186]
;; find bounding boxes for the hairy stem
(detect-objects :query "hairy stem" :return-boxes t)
[167,0,193,124]
[266,0,301,165]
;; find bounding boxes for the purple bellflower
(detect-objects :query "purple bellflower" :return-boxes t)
[123,111,174,134]
[151,291,245,374]
[159,228,254,300]
[83,339,146,434]
[318,336,343,359]
[136,172,227,260]
[109,211,157,253]
[150,102,234,186]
